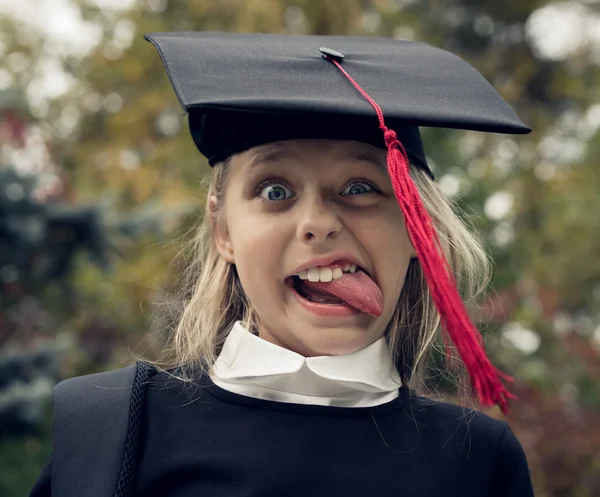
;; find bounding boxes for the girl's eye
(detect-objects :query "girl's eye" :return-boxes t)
[342,181,377,196]
[258,182,294,202]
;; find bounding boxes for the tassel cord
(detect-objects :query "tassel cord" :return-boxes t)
[325,57,516,413]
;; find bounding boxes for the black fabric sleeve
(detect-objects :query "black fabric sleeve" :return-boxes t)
[489,426,535,497]
[29,455,52,497]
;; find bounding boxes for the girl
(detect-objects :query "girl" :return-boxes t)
[31,33,534,496]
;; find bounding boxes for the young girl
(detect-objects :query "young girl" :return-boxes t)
[30,33,534,497]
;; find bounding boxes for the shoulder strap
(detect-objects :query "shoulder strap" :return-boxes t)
[51,361,156,497]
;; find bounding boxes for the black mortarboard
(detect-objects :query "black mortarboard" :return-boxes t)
[144,32,530,176]
[146,31,530,413]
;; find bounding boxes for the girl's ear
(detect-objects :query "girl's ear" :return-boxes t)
[402,223,417,259]
[207,195,219,227]
[209,195,235,264]
[409,243,417,259]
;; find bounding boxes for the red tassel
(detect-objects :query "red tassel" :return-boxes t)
[325,57,516,413]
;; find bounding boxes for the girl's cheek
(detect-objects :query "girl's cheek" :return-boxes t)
[234,222,287,261]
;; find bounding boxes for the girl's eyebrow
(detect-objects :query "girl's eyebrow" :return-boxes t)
[241,144,386,178]
[349,150,386,170]
[241,143,291,178]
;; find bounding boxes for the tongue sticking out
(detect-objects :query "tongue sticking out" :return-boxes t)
[301,270,383,317]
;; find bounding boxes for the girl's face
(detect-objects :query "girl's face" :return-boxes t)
[213,140,415,357]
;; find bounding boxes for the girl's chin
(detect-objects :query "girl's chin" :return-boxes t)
[258,315,383,357]
[285,324,379,357]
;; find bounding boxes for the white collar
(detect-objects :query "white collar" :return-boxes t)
[210,322,402,407]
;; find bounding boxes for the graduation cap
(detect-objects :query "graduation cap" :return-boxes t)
[145,31,530,413]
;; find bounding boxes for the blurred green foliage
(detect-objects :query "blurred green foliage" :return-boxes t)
[1,0,599,495]
[0,405,52,496]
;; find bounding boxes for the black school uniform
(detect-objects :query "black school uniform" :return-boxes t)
[30,323,534,497]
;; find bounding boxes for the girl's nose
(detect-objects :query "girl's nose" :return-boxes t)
[296,197,342,243]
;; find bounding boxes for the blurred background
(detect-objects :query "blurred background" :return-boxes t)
[0,0,599,495]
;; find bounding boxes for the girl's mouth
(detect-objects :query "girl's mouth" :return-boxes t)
[292,276,346,305]
[285,276,360,317]
[284,263,383,317]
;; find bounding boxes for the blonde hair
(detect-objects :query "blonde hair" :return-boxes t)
[156,156,491,402]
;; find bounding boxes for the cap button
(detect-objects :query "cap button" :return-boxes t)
[319,47,344,62]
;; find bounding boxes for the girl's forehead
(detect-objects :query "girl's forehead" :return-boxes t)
[238,140,387,171]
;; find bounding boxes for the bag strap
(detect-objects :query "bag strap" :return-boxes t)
[51,361,156,497]
[113,362,156,497]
